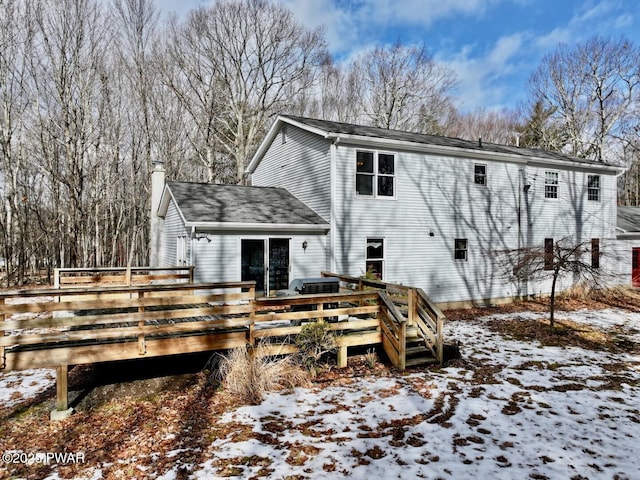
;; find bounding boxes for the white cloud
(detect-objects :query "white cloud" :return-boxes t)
[442,33,526,111]
[535,27,572,50]
[283,0,505,56]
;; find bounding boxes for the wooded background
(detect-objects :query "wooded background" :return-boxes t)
[1,0,639,285]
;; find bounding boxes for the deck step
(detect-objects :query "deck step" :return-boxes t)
[405,356,439,367]
[406,345,430,355]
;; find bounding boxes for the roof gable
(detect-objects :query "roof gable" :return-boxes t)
[160,182,328,231]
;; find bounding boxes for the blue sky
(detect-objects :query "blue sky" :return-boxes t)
[155,0,640,112]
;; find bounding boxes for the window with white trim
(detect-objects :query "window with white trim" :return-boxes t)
[356,151,395,197]
[454,238,468,261]
[587,175,600,201]
[176,235,188,266]
[366,238,384,279]
[474,164,487,186]
[545,171,558,199]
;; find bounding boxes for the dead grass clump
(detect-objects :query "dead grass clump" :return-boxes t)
[590,286,640,312]
[217,345,310,405]
[483,317,616,351]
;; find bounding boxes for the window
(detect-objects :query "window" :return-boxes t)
[544,238,554,270]
[587,175,600,201]
[366,238,384,279]
[474,164,487,186]
[591,238,600,269]
[176,235,188,266]
[356,151,395,197]
[545,171,558,199]
[281,125,287,144]
[454,238,468,261]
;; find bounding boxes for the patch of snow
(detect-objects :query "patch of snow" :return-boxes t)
[0,368,56,408]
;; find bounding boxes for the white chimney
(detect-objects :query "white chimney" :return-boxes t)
[149,160,166,267]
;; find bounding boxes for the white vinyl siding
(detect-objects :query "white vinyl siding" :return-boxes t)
[252,124,331,221]
[332,142,618,304]
[191,232,328,284]
[160,200,189,267]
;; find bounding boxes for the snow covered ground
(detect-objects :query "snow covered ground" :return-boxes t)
[2,307,639,479]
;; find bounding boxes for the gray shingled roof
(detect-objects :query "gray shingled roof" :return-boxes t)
[282,115,616,168]
[617,206,640,233]
[166,182,328,227]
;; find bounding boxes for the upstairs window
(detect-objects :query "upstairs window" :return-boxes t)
[545,171,558,199]
[454,238,468,261]
[587,175,600,201]
[356,151,395,197]
[474,164,487,186]
[366,238,384,279]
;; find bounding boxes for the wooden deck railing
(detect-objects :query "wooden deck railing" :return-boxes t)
[378,291,407,371]
[322,271,446,365]
[413,288,445,363]
[54,266,194,288]
[1,275,445,415]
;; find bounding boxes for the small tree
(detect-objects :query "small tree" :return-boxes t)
[495,237,615,328]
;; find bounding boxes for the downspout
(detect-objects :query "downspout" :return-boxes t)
[190,226,196,277]
[328,135,340,273]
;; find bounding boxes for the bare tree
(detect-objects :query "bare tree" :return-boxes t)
[0,0,32,284]
[495,237,617,328]
[528,36,640,162]
[348,42,457,133]
[444,107,521,145]
[167,0,328,183]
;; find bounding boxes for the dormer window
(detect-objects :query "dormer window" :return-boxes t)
[356,151,395,197]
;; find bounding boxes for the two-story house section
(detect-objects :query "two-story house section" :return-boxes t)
[247,115,622,305]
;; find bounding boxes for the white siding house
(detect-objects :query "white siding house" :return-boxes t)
[247,115,624,305]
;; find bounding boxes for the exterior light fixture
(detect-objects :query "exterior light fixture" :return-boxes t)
[302,240,308,251]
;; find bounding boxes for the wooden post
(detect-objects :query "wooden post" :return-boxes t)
[337,345,347,368]
[126,266,132,286]
[437,315,444,365]
[248,284,256,347]
[56,365,68,411]
[0,298,4,369]
[398,321,406,372]
[407,288,416,327]
[188,266,195,284]
[138,291,146,355]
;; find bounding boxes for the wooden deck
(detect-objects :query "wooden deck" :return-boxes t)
[0,270,445,415]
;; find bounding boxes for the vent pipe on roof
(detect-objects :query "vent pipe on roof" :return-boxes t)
[478,137,482,148]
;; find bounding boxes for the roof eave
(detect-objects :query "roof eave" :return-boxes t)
[187,221,330,233]
[331,133,622,172]
[157,184,186,223]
